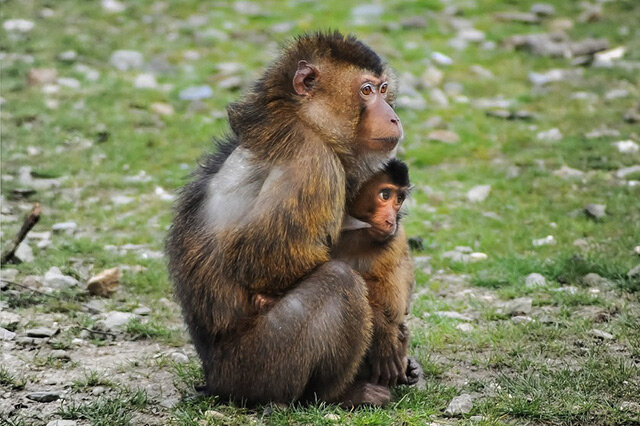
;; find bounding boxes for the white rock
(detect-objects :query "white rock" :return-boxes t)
[532,235,556,247]
[96,311,137,330]
[537,128,562,141]
[432,52,453,66]
[58,50,77,62]
[52,221,77,233]
[396,95,427,110]
[15,242,34,263]
[109,50,144,71]
[458,28,485,42]
[169,351,189,363]
[179,85,213,100]
[102,0,125,13]
[590,329,614,340]
[616,165,640,179]
[134,73,157,89]
[151,103,174,116]
[456,323,474,332]
[553,166,584,179]
[525,273,547,287]
[46,420,77,426]
[594,46,626,67]
[505,298,533,316]
[512,315,533,324]
[445,393,473,416]
[467,185,491,202]
[470,65,493,79]
[0,327,16,341]
[111,195,134,205]
[469,252,488,262]
[57,77,81,89]
[3,19,34,33]
[0,268,18,282]
[612,140,639,154]
[43,267,79,289]
[420,66,443,87]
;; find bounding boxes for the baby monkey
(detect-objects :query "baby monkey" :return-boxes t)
[253,159,420,389]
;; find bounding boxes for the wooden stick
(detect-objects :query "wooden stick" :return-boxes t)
[1,202,41,266]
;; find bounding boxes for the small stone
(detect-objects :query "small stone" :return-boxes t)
[537,128,562,142]
[582,273,612,288]
[396,95,426,110]
[28,69,58,86]
[431,52,453,66]
[0,311,20,328]
[458,28,485,43]
[467,185,491,202]
[15,242,34,263]
[169,352,189,363]
[16,336,45,346]
[624,107,640,124]
[102,0,125,13]
[134,73,157,89]
[400,16,427,29]
[429,88,449,107]
[27,391,61,402]
[51,222,77,233]
[26,327,59,338]
[47,419,78,426]
[96,311,137,331]
[3,19,34,32]
[505,298,532,316]
[605,89,629,100]
[50,350,71,361]
[530,3,555,16]
[324,413,340,421]
[87,267,121,297]
[205,410,229,421]
[109,50,144,71]
[179,85,213,100]
[456,323,474,332]
[445,393,473,416]
[0,327,16,340]
[92,386,106,396]
[529,69,582,86]
[470,252,488,262]
[532,235,556,247]
[217,76,243,90]
[590,329,614,340]
[428,130,459,144]
[612,140,639,154]
[512,315,533,324]
[470,65,493,79]
[616,165,640,179]
[620,402,640,413]
[584,203,606,220]
[58,50,77,62]
[525,273,546,287]
[133,306,151,316]
[151,102,174,116]
[470,416,486,422]
[628,264,640,279]
[43,267,79,289]
[553,166,584,179]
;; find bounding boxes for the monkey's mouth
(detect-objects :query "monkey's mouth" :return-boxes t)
[372,137,400,145]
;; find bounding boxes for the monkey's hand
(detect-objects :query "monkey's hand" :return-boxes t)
[399,357,422,386]
[252,293,279,313]
[368,341,406,388]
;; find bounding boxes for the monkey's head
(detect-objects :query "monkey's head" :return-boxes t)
[348,159,410,242]
[228,31,402,176]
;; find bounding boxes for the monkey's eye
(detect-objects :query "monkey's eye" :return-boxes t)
[360,84,373,96]
[397,193,405,203]
[379,188,391,201]
[380,82,388,94]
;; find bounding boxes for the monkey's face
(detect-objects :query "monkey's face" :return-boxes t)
[350,174,407,242]
[353,74,403,155]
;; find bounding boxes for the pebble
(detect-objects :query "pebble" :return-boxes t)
[217,76,243,90]
[0,311,20,328]
[553,166,584,179]
[50,350,71,361]
[109,50,144,71]
[431,52,453,66]
[428,130,459,144]
[457,28,485,43]
[628,264,640,279]
[87,267,121,297]
[505,298,533,316]
[26,391,61,402]
[15,242,34,263]
[102,0,125,13]
[0,327,16,341]
[43,267,79,289]
[28,68,58,86]
[581,273,612,288]
[57,77,80,89]
[467,185,491,202]
[16,336,45,346]
[529,69,582,86]
[133,306,151,316]
[525,273,546,287]
[530,3,555,17]
[532,235,556,247]
[620,401,640,413]
[324,413,340,421]
[179,85,213,100]
[590,329,614,340]
[605,89,629,100]
[151,102,174,116]
[420,66,443,87]
[445,393,473,416]
[537,128,562,142]
[612,140,639,154]
[58,50,77,62]
[470,65,493,79]
[169,351,189,363]
[52,222,77,233]
[456,323,474,332]
[96,311,137,331]
[47,420,78,426]
[429,88,449,107]
[616,165,640,179]
[584,203,606,220]
[233,1,262,16]
[1,268,18,282]
[3,19,34,32]
[396,95,426,110]
[512,315,533,324]
[26,327,59,338]
[134,73,157,89]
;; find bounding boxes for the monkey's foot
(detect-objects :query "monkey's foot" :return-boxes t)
[339,381,391,408]
[400,357,422,386]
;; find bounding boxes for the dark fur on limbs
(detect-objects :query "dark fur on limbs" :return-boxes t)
[166,32,401,406]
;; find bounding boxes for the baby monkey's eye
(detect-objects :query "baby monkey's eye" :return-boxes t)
[379,188,391,200]
[397,193,405,203]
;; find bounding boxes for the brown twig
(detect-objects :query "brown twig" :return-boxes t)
[0,279,57,298]
[1,202,41,266]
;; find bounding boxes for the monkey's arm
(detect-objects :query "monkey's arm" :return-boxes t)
[220,149,345,293]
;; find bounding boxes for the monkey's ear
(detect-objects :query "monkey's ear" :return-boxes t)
[293,60,319,95]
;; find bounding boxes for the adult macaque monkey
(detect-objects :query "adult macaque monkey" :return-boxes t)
[166,32,403,406]
[332,159,421,390]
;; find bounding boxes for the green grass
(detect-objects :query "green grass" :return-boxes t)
[2,0,640,424]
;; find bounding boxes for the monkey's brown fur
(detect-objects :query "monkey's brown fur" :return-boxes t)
[332,162,417,388]
[166,32,402,406]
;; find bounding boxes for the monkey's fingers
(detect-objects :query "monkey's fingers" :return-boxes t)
[371,360,382,385]
[387,359,399,387]
[379,361,391,387]
[394,355,407,385]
